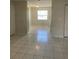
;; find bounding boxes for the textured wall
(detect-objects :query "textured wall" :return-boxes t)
[14,1,28,35]
[10,2,15,35]
[64,6,68,37]
[51,0,66,38]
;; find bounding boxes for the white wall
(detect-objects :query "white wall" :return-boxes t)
[30,7,52,27]
[64,6,68,37]
[10,2,15,35]
[27,6,31,33]
[51,0,65,38]
[14,1,28,35]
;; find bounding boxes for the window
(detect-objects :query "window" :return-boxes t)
[37,10,48,20]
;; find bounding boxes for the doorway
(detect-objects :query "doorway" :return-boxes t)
[27,0,52,33]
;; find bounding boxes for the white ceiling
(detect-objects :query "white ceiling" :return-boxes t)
[11,0,52,7]
[27,0,52,7]
[11,0,67,7]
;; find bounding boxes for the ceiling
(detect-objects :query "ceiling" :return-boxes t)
[11,0,52,7]
[11,0,68,7]
[27,0,52,7]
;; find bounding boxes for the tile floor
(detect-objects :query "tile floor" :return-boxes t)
[10,28,68,59]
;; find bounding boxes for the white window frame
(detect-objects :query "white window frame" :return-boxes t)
[37,10,48,20]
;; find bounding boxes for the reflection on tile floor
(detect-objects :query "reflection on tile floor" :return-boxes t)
[10,28,68,59]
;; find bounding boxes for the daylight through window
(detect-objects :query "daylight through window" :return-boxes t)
[37,10,48,20]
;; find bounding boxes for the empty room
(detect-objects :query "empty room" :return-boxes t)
[10,0,68,59]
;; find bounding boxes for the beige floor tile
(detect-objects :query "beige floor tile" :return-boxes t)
[11,27,68,59]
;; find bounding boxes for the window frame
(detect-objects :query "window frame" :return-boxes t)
[37,10,48,20]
